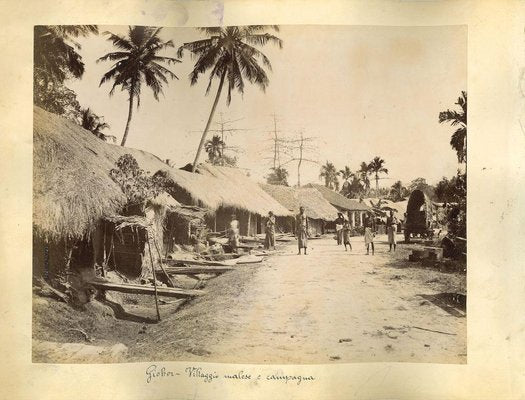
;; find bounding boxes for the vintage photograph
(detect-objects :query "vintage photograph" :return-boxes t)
[32,24,467,364]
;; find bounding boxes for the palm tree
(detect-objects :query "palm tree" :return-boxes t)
[390,180,407,202]
[339,165,354,195]
[177,26,283,172]
[349,176,364,197]
[34,25,98,86]
[205,135,225,164]
[34,25,98,117]
[358,162,371,193]
[79,108,114,142]
[98,26,180,146]
[339,166,354,183]
[319,162,340,191]
[439,91,467,163]
[266,166,289,186]
[368,156,388,192]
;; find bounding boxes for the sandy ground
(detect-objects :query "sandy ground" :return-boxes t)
[128,234,466,364]
[33,234,466,364]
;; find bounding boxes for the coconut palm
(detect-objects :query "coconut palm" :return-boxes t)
[34,25,98,86]
[205,135,225,164]
[368,156,388,192]
[348,176,364,196]
[79,108,114,142]
[390,180,407,202]
[177,26,283,172]
[439,91,467,163]
[339,166,354,182]
[98,26,180,146]
[358,162,371,192]
[339,166,354,196]
[34,25,98,116]
[319,162,340,191]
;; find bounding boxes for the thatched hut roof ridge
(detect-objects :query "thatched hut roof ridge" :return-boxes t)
[305,183,371,211]
[260,184,339,221]
[33,107,289,241]
[34,107,128,240]
[193,164,292,216]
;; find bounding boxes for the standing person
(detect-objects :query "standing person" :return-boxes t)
[363,212,376,255]
[296,206,309,255]
[228,214,240,253]
[334,212,345,245]
[265,211,276,250]
[342,220,352,251]
[386,210,398,252]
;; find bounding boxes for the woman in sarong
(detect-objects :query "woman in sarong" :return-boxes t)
[386,210,398,252]
[363,212,376,255]
[265,211,276,250]
[296,207,309,255]
[228,214,240,253]
[334,213,345,245]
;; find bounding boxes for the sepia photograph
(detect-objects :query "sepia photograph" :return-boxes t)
[32,23,467,364]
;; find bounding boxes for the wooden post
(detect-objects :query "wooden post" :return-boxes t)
[146,232,161,322]
[100,222,106,277]
[152,236,175,288]
[109,233,116,268]
[165,218,174,258]
[64,239,74,272]
[246,212,251,236]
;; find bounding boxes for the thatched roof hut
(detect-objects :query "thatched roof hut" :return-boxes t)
[305,183,371,211]
[34,107,180,240]
[34,107,128,240]
[34,107,289,242]
[181,164,292,217]
[260,184,339,221]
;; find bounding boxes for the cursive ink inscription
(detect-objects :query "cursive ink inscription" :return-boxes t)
[224,370,252,380]
[266,371,315,385]
[146,364,175,383]
[185,367,219,383]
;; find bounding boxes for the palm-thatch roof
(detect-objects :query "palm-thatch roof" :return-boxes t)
[305,183,371,211]
[35,107,181,240]
[260,184,339,221]
[182,164,291,216]
[34,107,289,240]
[34,107,128,240]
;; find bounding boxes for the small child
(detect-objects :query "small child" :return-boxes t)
[343,221,352,251]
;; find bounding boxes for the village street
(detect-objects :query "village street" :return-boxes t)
[131,235,466,364]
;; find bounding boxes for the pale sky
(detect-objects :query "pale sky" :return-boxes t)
[67,25,466,188]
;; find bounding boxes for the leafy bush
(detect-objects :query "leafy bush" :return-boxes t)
[109,154,167,209]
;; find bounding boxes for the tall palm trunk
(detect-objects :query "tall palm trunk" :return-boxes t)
[121,86,135,146]
[192,70,227,172]
[375,173,379,192]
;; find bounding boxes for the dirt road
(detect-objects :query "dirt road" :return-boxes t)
[131,235,466,364]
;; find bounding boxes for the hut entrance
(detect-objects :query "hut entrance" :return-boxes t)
[94,219,146,279]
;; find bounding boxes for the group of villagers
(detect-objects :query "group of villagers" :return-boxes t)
[335,210,398,255]
[228,207,398,256]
